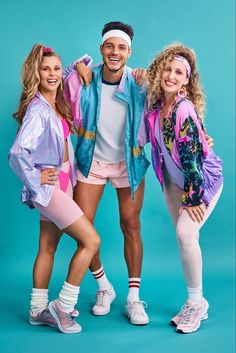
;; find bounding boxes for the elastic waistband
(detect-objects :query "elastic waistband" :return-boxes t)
[61,160,70,173]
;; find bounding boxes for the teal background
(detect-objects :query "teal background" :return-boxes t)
[0,0,235,352]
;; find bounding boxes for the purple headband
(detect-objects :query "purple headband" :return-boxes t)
[174,55,191,77]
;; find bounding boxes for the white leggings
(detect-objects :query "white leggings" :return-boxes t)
[164,175,223,289]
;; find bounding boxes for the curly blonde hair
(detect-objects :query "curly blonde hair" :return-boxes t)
[147,43,205,120]
[13,44,73,129]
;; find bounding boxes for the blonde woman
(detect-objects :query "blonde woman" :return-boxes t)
[9,44,100,334]
[145,43,223,333]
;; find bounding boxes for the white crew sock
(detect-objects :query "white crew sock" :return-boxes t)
[187,285,203,304]
[127,278,141,302]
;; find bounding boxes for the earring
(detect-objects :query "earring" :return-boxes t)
[60,81,63,91]
[178,86,187,98]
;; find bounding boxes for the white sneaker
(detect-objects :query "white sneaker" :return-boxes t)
[91,285,116,316]
[125,300,149,325]
[176,298,209,334]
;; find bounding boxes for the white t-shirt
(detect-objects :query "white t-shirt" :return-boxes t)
[93,81,127,163]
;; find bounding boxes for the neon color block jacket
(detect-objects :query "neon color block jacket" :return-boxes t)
[63,58,150,195]
[9,92,76,207]
[147,97,223,207]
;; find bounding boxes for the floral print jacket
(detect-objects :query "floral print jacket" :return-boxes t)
[147,97,223,207]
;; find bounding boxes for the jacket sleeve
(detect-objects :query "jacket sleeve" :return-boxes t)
[177,115,205,206]
[63,54,93,80]
[138,100,150,147]
[8,110,45,196]
[63,56,93,127]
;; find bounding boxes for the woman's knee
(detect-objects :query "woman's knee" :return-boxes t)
[176,223,197,248]
[87,233,101,255]
[39,239,59,256]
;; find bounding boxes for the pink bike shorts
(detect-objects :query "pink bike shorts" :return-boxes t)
[33,161,84,230]
[76,159,130,188]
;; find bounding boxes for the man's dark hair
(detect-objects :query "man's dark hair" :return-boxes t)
[102,21,134,41]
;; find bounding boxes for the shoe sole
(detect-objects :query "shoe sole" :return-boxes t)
[49,302,82,334]
[29,320,57,328]
[170,319,178,327]
[125,310,150,325]
[91,293,116,316]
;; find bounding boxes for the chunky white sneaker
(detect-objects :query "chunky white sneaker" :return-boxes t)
[91,285,116,316]
[125,300,149,325]
[176,298,209,333]
[170,302,190,326]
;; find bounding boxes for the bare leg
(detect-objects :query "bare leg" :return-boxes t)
[63,215,100,286]
[73,181,105,272]
[47,215,100,334]
[33,221,62,288]
[116,179,145,278]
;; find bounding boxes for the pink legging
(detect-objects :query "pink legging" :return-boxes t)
[33,162,84,230]
[163,174,223,289]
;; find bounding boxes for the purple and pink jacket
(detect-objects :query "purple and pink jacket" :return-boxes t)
[9,92,76,207]
[146,96,223,207]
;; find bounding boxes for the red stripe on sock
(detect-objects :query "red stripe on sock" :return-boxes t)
[129,281,140,285]
[94,271,104,279]
[129,284,140,288]
[93,268,104,277]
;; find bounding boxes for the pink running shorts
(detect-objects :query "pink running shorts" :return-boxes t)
[76,159,130,188]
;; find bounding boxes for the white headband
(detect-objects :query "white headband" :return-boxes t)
[102,30,132,47]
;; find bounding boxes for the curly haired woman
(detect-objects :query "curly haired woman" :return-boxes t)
[146,43,223,333]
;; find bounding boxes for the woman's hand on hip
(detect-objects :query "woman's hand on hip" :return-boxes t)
[40,168,59,185]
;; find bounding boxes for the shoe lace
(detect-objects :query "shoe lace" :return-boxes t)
[64,312,78,327]
[95,289,110,306]
[41,308,55,321]
[177,303,189,316]
[131,301,148,315]
[179,304,199,324]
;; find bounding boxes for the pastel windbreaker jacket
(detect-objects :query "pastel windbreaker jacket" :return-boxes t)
[63,56,150,196]
[147,97,223,207]
[9,92,76,207]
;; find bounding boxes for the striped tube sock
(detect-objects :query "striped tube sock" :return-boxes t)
[30,288,49,313]
[91,266,110,290]
[59,281,80,313]
[127,278,141,302]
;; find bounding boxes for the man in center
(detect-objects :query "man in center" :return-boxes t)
[64,21,150,325]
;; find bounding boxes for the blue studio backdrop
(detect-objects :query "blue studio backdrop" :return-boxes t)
[0,1,235,353]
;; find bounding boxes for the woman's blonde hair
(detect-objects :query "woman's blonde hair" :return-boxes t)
[13,44,73,129]
[147,43,205,120]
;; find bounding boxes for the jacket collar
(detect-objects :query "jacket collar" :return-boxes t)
[35,91,57,112]
[94,64,130,94]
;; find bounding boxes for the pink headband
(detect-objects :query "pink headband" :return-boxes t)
[174,55,191,77]
[43,47,52,54]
